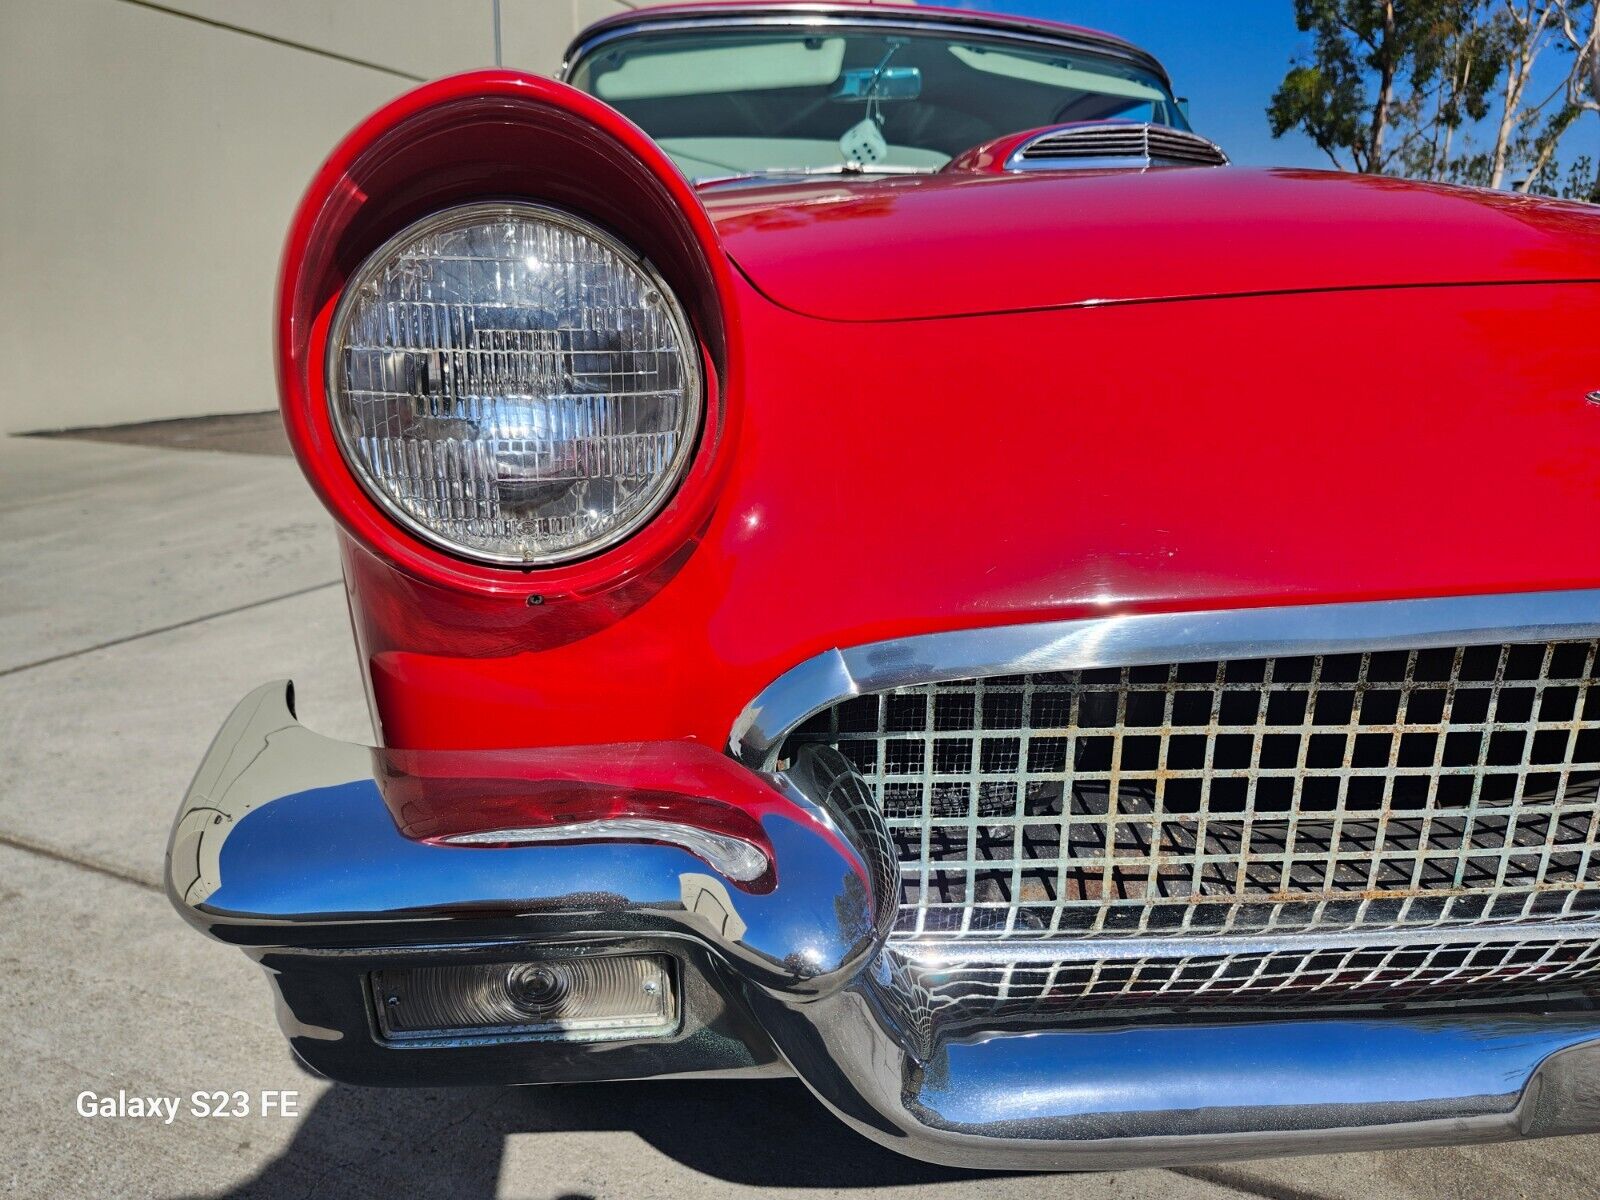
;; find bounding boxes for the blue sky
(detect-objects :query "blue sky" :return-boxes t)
[952,1,1600,179]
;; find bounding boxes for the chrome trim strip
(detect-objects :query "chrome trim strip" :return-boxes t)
[440,817,769,882]
[1004,153,1212,172]
[898,919,1600,967]
[561,10,1171,88]
[730,588,1600,768]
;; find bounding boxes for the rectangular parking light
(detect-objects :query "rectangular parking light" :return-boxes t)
[372,955,677,1042]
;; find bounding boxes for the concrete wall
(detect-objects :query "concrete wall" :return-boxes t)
[0,0,669,433]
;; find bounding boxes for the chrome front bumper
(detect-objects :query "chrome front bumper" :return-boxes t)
[168,682,1600,1170]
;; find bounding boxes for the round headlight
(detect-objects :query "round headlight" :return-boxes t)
[327,202,702,566]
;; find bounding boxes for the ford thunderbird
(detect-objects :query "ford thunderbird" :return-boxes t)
[167,0,1600,1170]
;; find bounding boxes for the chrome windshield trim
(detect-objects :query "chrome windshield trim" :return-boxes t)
[561,10,1171,88]
[729,588,1600,768]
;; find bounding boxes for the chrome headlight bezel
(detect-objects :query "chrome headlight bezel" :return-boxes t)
[324,200,704,568]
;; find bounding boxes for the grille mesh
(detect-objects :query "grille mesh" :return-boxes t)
[903,930,1600,1018]
[782,641,1600,942]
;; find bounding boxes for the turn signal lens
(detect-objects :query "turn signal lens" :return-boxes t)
[327,202,702,565]
[372,955,676,1042]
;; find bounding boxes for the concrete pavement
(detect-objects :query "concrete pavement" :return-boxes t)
[2,428,1596,1198]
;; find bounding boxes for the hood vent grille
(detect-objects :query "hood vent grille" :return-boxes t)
[1011,122,1229,171]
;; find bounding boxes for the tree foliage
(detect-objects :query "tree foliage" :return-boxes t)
[1269,0,1599,198]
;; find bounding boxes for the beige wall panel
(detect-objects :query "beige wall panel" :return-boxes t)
[0,0,409,430]
[155,0,496,80]
[0,0,693,432]
[501,0,682,77]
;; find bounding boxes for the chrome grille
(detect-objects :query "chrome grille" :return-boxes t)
[782,641,1600,943]
[901,928,1600,1019]
[1014,122,1228,168]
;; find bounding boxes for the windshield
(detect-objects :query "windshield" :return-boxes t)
[567,26,1186,181]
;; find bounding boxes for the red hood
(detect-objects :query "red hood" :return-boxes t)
[705,167,1600,322]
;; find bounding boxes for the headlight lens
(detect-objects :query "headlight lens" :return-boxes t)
[327,202,702,565]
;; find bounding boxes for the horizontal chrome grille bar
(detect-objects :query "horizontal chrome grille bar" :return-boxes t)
[897,928,1600,1018]
[899,916,1600,965]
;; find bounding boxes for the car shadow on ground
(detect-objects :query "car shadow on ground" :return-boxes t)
[197,1078,1006,1197]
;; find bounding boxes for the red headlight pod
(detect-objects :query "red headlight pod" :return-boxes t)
[277,71,741,599]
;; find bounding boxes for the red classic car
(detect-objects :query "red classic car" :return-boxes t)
[167,0,1600,1171]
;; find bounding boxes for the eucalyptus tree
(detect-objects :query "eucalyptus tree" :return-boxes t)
[1269,0,1470,173]
[1269,0,1596,198]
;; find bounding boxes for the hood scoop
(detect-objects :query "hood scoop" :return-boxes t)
[1009,122,1228,171]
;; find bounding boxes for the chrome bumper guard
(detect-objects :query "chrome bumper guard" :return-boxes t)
[168,682,1600,1169]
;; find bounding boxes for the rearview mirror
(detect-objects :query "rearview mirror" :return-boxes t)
[830,66,922,101]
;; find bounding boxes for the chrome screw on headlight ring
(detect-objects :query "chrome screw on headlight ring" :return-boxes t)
[326,201,703,566]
